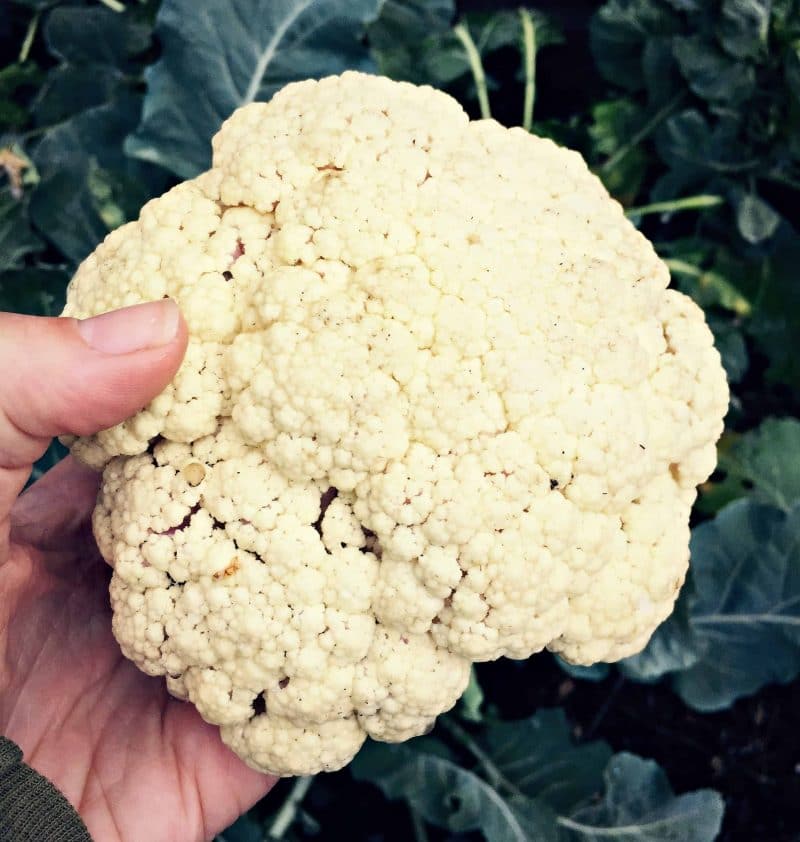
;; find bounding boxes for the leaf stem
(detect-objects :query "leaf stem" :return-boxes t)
[764,172,800,191]
[519,8,536,131]
[458,666,485,722]
[663,258,703,277]
[625,194,724,219]
[601,90,687,175]
[98,0,127,11]
[18,11,40,63]
[453,22,491,119]
[267,776,315,840]
[439,716,525,799]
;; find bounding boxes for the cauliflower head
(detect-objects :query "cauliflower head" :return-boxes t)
[61,72,728,777]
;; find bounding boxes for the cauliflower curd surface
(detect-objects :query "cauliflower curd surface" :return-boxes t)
[62,72,728,777]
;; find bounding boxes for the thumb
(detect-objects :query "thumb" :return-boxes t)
[0,299,187,512]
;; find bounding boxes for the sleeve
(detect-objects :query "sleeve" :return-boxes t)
[0,736,93,842]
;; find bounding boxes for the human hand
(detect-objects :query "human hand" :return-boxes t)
[0,301,276,841]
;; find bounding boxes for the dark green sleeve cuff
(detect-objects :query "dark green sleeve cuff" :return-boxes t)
[0,736,93,841]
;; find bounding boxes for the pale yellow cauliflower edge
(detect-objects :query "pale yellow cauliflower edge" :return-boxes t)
[61,72,729,778]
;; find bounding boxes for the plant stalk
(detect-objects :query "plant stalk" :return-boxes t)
[439,717,525,799]
[601,90,687,175]
[453,22,491,119]
[663,258,703,277]
[625,194,724,219]
[267,775,315,840]
[519,8,536,131]
[18,11,40,63]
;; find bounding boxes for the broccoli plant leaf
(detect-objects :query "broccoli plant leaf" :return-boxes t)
[0,188,42,272]
[706,315,748,385]
[555,656,612,683]
[43,6,151,68]
[368,0,455,80]
[589,0,680,91]
[561,753,724,841]
[368,0,454,49]
[474,709,612,814]
[34,65,123,128]
[589,98,649,201]
[0,63,44,129]
[33,6,153,128]
[672,34,756,105]
[673,500,800,710]
[718,418,800,511]
[744,225,800,388]
[351,740,558,842]
[718,0,771,60]
[353,721,723,842]
[735,191,781,244]
[620,591,700,683]
[0,265,68,317]
[30,94,168,263]
[126,0,383,179]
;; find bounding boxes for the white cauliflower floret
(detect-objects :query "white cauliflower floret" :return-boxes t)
[63,72,728,777]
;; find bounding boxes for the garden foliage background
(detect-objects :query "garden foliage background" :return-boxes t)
[1,0,799,839]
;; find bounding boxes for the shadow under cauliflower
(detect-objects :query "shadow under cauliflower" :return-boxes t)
[62,72,729,777]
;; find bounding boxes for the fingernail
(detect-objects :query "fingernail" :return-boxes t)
[76,300,180,355]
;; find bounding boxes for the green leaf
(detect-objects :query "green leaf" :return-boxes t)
[661,241,752,316]
[215,813,265,842]
[351,740,558,842]
[126,0,383,179]
[706,314,749,385]
[654,108,711,174]
[642,36,681,106]
[29,6,152,128]
[720,418,800,511]
[590,0,681,91]
[0,265,69,316]
[0,188,42,272]
[29,439,68,485]
[476,709,612,813]
[367,0,454,82]
[674,500,800,710]
[744,226,800,387]
[620,589,700,683]
[419,11,522,89]
[589,99,648,200]
[43,6,151,67]
[735,192,781,243]
[749,314,800,388]
[354,720,723,842]
[561,753,724,841]
[718,0,771,59]
[8,0,57,9]
[556,656,612,683]
[0,63,44,128]
[662,0,703,10]
[29,94,167,263]
[33,64,121,127]
[368,0,453,52]
[672,34,756,104]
